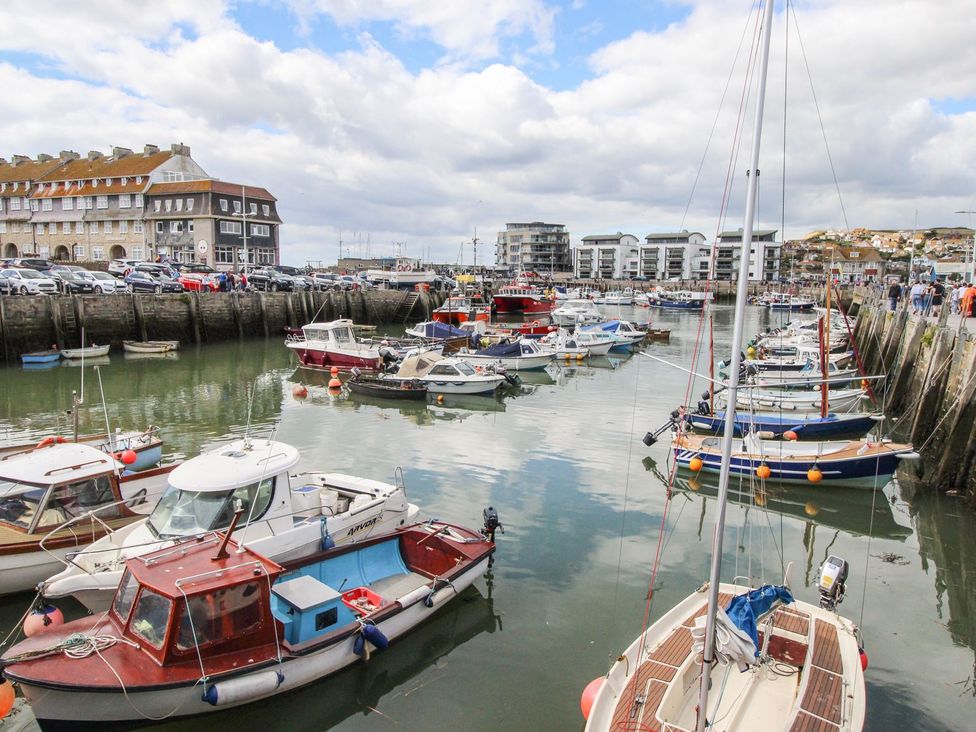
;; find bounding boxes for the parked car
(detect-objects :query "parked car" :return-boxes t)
[52,271,96,295]
[290,274,316,291]
[108,258,145,277]
[10,258,55,272]
[310,272,342,291]
[274,265,304,277]
[78,270,124,294]
[125,271,184,293]
[0,267,59,295]
[179,263,216,275]
[247,268,295,292]
[178,272,219,292]
[0,271,15,296]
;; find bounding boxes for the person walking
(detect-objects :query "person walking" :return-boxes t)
[950,282,961,314]
[930,279,944,318]
[887,280,901,312]
[961,283,975,319]
[910,281,925,314]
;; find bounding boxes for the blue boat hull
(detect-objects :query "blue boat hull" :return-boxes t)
[768,303,814,311]
[21,352,60,364]
[686,412,879,439]
[649,300,703,310]
[673,445,903,487]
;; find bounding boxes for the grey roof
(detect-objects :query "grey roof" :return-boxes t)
[581,232,633,242]
[644,231,705,241]
[718,228,778,239]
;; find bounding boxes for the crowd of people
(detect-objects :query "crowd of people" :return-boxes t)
[887,279,976,317]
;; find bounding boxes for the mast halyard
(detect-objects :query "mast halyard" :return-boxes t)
[695,1,777,730]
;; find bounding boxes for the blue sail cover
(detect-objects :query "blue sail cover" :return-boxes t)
[418,321,468,339]
[477,341,523,357]
[581,320,619,333]
[724,585,794,656]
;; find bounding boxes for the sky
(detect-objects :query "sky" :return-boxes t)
[1,0,974,267]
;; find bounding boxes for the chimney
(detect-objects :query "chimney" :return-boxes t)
[59,150,80,161]
[36,153,53,162]
[87,150,103,162]
[12,154,30,166]
[112,146,133,159]
[170,142,191,157]
[143,144,159,156]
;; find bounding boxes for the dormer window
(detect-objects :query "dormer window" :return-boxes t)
[121,177,128,186]
[92,179,99,188]
[136,176,143,185]
[106,178,113,186]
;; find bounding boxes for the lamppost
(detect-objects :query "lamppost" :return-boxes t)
[954,210,976,282]
[232,185,254,275]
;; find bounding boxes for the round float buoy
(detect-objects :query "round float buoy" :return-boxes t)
[292,384,308,400]
[119,449,137,466]
[689,456,704,472]
[859,647,869,671]
[437,394,444,403]
[754,491,767,507]
[807,466,823,483]
[783,430,798,441]
[746,346,756,358]
[756,464,771,480]
[580,677,603,720]
[24,604,64,637]
[576,353,584,361]
[328,377,342,389]
[804,501,819,517]
[0,679,14,720]
[330,366,339,376]
[861,379,869,390]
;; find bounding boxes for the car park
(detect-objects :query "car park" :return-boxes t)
[125,271,184,293]
[108,259,145,277]
[78,270,124,294]
[52,271,96,295]
[0,268,59,295]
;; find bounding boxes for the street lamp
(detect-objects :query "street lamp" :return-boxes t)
[955,210,976,282]
[232,185,255,275]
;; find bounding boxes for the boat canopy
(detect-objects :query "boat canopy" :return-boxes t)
[476,341,523,358]
[413,321,468,340]
[396,353,443,377]
[582,320,619,333]
[168,439,300,493]
[0,443,122,487]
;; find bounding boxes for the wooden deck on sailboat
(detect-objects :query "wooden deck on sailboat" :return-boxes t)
[610,595,847,732]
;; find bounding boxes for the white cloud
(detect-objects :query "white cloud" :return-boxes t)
[0,1,974,265]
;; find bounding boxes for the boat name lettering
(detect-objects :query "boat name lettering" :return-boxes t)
[349,516,379,534]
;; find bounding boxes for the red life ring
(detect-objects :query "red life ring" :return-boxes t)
[36,435,66,449]
[530,320,540,327]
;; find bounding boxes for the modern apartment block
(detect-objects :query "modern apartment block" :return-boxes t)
[574,233,641,280]
[0,144,281,270]
[712,229,781,281]
[144,181,282,271]
[639,231,709,280]
[495,222,572,273]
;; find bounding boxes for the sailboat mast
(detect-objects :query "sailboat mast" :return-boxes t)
[695,1,776,730]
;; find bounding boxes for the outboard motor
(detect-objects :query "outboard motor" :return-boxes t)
[482,506,503,542]
[818,555,849,610]
[696,400,710,416]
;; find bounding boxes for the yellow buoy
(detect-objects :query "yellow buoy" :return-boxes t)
[437,394,444,402]
[807,466,823,483]
[756,464,771,480]
[804,501,820,517]
[746,346,756,358]
[689,456,704,472]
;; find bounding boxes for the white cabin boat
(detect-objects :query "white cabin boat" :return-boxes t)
[286,319,382,371]
[387,352,507,394]
[551,299,604,327]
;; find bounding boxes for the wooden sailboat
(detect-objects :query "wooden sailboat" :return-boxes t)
[585,3,869,729]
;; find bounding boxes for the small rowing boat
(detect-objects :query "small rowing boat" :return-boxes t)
[60,344,110,359]
[122,340,180,354]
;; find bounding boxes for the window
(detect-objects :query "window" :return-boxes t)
[262,204,270,216]
[30,200,38,212]
[135,176,143,185]
[62,221,70,233]
[188,221,194,233]
[129,587,172,650]
[220,221,242,235]
[63,197,73,211]
[170,221,183,234]
[215,246,234,264]
[251,224,270,237]
[155,222,164,233]
[84,196,93,210]
[148,478,274,539]
[92,179,99,188]
[9,197,20,211]
[135,194,143,208]
[92,246,104,260]
[0,222,5,233]
[113,572,139,623]
[73,244,84,260]
[0,199,3,212]
[37,223,45,235]
[186,198,193,211]
[41,199,52,211]
[154,200,161,212]
[219,199,228,212]
[104,221,112,234]
[132,246,144,259]
[257,249,274,265]
[75,221,84,234]
[121,177,128,186]
[134,220,143,234]
[232,200,241,213]
[119,194,131,209]
[176,582,262,653]
[120,220,128,234]
[39,246,49,257]
[96,195,108,209]
[164,200,172,212]
[249,203,257,214]
[175,199,183,212]
[88,222,97,233]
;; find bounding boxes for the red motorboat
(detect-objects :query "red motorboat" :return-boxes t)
[431,295,491,326]
[492,283,554,315]
[286,318,382,371]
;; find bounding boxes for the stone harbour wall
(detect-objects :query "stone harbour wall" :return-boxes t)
[0,289,444,362]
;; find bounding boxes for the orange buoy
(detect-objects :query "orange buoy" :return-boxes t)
[783,430,798,441]
[807,466,823,483]
[859,647,869,671]
[292,384,308,400]
[120,449,138,465]
[328,377,342,389]
[23,604,64,637]
[35,435,66,449]
[580,677,603,719]
[0,679,14,720]
[804,501,819,517]
[437,394,444,402]
[756,464,771,480]
[861,379,869,390]
[689,456,704,472]
[330,366,339,376]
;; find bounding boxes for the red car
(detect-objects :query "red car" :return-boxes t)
[178,273,219,292]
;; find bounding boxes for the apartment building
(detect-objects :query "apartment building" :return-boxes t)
[638,231,709,280]
[0,153,72,259]
[496,222,571,273]
[144,180,282,270]
[712,229,782,281]
[574,233,641,280]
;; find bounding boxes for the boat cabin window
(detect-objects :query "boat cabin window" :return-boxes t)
[0,475,116,532]
[129,586,173,649]
[176,581,263,653]
[428,364,459,376]
[455,362,477,376]
[0,479,44,530]
[147,477,274,539]
[113,570,140,622]
[331,326,355,343]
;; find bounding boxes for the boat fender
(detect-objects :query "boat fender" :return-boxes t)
[361,623,389,650]
[35,435,66,449]
[203,670,283,706]
[424,578,457,608]
[320,516,336,551]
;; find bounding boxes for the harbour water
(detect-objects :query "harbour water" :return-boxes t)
[0,305,973,731]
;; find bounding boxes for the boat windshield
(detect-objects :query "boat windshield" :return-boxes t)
[147,478,274,539]
[455,361,477,376]
[0,475,117,533]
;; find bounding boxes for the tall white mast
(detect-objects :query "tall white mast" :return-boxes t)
[695,1,776,730]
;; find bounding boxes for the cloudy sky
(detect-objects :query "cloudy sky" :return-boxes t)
[1,0,974,266]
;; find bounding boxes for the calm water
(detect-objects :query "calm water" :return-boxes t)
[0,306,974,731]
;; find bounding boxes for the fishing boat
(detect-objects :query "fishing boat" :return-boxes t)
[4,514,497,727]
[763,293,817,311]
[0,442,173,595]
[122,340,180,354]
[431,295,491,326]
[584,6,874,729]
[679,408,883,440]
[40,438,420,613]
[647,289,712,310]
[20,350,60,364]
[551,299,603,327]
[347,374,428,400]
[403,320,476,351]
[740,346,853,373]
[462,338,555,371]
[385,352,508,394]
[286,319,382,371]
[59,344,110,359]
[592,288,634,305]
[491,282,553,315]
[538,330,590,358]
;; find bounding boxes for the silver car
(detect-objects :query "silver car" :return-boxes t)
[78,270,123,294]
[1,268,58,295]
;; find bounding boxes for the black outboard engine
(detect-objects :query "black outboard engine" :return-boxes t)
[482,506,503,542]
[696,400,710,415]
[818,555,849,610]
